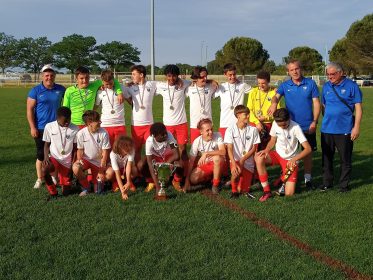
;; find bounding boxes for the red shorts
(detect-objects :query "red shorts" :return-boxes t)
[165,123,188,145]
[219,127,227,139]
[50,157,71,186]
[103,126,127,147]
[198,159,226,178]
[80,159,102,185]
[268,151,298,183]
[190,128,200,144]
[230,161,253,193]
[131,125,151,149]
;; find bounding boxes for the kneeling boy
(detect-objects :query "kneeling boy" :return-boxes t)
[255,108,311,201]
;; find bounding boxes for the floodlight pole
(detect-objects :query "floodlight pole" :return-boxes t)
[150,0,155,80]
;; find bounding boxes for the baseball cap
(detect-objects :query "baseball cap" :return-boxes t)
[41,64,55,73]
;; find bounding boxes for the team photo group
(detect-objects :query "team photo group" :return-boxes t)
[26,59,362,202]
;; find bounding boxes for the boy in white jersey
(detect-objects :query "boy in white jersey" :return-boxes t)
[215,63,251,139]
[225,105,261,199]
[186,66,217,143]
[42,107,79,197]
[139,122,182,195]
[73,110,111,196]
[255,108,311,201]
[125,65,157,164]
[184,119,226,193]
[95,70,129,147]
[106,136,137,200]
[155,65,190,177]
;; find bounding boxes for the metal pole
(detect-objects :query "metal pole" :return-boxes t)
[201,41,204,66]
[205,45,208,67]
[150,0,155,80]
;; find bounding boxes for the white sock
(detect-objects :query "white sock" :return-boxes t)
[304,174,312,183]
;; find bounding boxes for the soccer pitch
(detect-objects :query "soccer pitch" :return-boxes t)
[0,88,372,279]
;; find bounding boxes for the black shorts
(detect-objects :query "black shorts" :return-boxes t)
[303,132,317,152]
[34,130,45,161]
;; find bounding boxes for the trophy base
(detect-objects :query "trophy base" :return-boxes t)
[154,194,168,201]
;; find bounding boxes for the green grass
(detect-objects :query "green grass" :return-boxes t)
[0,87,372,280]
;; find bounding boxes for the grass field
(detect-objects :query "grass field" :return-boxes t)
[0,87,372,280]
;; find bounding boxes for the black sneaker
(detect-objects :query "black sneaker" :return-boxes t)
[305,181,314,190]
[275,184,285,196]
[245,192,256,199]
[230,192,239,199]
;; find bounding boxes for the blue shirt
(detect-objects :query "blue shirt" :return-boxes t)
[28,83,65,130]
[321,78,362,134]
[277,77,319,131]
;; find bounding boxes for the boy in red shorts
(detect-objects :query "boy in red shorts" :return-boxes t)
[42,107,79,197]
[73,110,111,196]
[255,108,311,201]
[184,119,226,194]
[95,70,129,146]
[139,122,182,195]
[224,105,260,199]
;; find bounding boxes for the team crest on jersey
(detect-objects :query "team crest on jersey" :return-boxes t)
[97,138,101,143]
[245,136,251,140]
[341,89,346,94]
[204,89,209,94]
[147,88,150,92]
[267,97,272,101]
[303,86,307,90]
[66,135,70,139]
[287,136,291,139]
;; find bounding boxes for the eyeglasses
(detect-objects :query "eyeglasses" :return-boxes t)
[326,71,341,77]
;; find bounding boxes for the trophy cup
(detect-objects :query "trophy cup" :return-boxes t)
[152,160,177,200]
[276,164,297,196]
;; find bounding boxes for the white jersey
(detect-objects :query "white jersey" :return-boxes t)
[224,124,260,172]
[96,86,128,127]
[270,120,307,160]
[110,150,134,171]
[145,131,177,159]
[76,127,111,166]
[215,81,251,128]
[43,121,79,168]
[125,81,157,126]
[186,84,215,128]
[155,80,191,126]
[190,132,223,157]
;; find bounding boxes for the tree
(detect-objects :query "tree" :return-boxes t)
[0,32,17,74]
[52,34,97,75]
[16,37,53,81]
[285,46,323,75]
[344,13,373,73]
[329,38,356,76]
[262,60,277,74]
[95,41,140,73]
[206,60,223,74]
[215,37,269,75]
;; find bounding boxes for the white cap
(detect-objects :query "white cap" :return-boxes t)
[41,64,55,72]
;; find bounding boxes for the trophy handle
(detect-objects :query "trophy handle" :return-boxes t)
[170,163,177,175]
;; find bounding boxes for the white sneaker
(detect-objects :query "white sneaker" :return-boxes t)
[79,190,88,197]
[51,176,58,185]
[33,179,43,189]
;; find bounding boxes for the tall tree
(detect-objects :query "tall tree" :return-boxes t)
[285,46,323,75]
[262,60,277,74]
[16,37,53,81]
[329,38,356,76]
[215,37,269,75]
[52,34,97,75]
[344,13,373,73]
[95,41,140,73]
[206,60,223,75]
[0,32,17,74]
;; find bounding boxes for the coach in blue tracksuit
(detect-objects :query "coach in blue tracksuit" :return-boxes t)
[320,62,363,192]
[26,64,65,189]
[268,59,321,190]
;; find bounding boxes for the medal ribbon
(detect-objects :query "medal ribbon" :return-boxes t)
[57,125,67,153]
[167,84,176,108]
[196,86,206,111]
[104,88,115,111]
[228,83,237,109]
[78,88,89,111]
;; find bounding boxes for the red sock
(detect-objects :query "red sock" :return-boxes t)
[173,174,182,182]
[259,174,268,183]
[212,179,220,187]
[231,181,238,193]
[46,184,57,196]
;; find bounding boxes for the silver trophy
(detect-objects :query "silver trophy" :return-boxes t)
[152,160,177,200]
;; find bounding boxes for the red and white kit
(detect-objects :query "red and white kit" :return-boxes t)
[215,82,251,137]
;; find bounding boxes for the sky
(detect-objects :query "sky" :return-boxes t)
[0,0,371,68]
